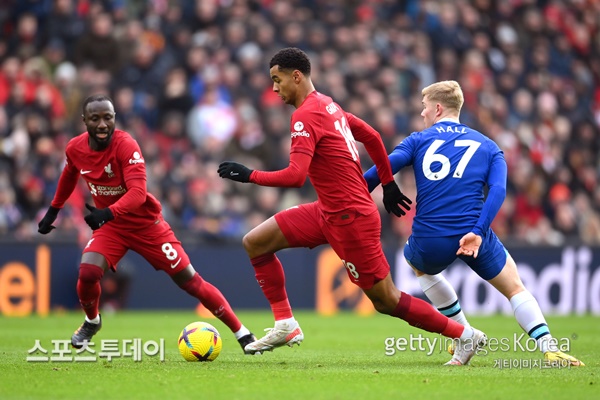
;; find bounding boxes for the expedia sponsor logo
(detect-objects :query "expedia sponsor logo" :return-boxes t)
[129,151,145,164]
[291,120,310,138]
[291,131,310,138]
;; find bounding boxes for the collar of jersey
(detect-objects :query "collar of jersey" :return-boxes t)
[435,117,461,124]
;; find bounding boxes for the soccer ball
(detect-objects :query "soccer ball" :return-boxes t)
[178,321,223,362]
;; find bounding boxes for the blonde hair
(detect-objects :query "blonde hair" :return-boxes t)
[421,80,464,113]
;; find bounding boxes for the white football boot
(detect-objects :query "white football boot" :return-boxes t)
[244,320,304,354]
[445,327,487,366]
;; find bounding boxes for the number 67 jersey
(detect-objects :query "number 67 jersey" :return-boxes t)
[366,119,507,237]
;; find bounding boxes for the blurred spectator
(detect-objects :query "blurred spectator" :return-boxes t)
[0,172,22,234]
[158,67,194,117]
[7,13,42,60]
[186,79,238,152]
[45,0,85,60]
[74,12,122,74]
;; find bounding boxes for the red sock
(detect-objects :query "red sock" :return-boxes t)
[251,253,292,320]
[392,292,465,338]
[181,273,242,332]
[77,263,104,320]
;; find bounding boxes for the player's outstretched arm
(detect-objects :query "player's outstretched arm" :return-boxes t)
[219,153,311,188]
[456,232,482,258]
[363,139,412,193]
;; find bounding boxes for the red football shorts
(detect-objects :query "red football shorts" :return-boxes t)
[82,217,191,275]
[275,201,390,289]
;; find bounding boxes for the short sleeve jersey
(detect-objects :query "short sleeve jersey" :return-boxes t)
[290,91,376,215]
[62,129,162,227]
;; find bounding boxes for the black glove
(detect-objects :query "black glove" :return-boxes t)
[84,203,114,230]
[382,181,412,217]
[217,161,253,183]
[38,206,60,234]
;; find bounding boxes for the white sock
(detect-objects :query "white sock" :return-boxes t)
[459,326,474,340]
[418,274,470,326]
[85,315,100,324]
[537,336,559,353]
[233,325,251,340]
[275,317,297,329]
[510,290,552,353]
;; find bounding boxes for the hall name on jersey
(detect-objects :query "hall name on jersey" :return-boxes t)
[436,125,467,133]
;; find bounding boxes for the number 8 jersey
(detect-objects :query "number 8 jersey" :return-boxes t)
[364,118,507,237]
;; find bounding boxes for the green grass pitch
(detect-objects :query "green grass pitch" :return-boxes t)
[1,311,597,399]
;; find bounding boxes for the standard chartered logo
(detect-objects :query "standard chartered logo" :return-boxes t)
[395,246,600,315]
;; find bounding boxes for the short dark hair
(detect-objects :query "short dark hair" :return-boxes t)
[82,94,114,115]
[269,47,311,75]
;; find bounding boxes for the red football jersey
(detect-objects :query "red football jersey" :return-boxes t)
[52,129,162,227]
[289,91,391,215]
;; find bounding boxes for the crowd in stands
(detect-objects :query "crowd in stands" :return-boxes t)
[0,0,599,248]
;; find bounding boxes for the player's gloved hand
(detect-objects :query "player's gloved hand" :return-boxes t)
[38,206,60,234]
[84,204,114,230]
[382,181,412,217]
[217,161,253,183]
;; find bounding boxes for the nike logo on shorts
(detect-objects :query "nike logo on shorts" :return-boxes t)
[170,258,182,269]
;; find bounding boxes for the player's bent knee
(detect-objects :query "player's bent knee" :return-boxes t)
[242,231,269,258]
[368,296,396,315]
[79,263,104,283]
[373,302,392,315]
[241,233,254,253]
[172,265,197,287]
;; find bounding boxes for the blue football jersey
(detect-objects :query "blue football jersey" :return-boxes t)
[364,120,506,237]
